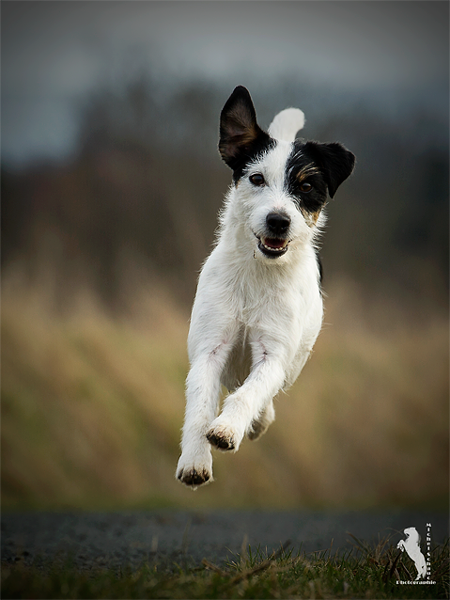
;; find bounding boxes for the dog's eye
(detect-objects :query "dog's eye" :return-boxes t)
[249,173,265,186]
[300,182,312,193]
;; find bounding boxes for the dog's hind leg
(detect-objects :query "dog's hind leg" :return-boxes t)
[247,400,275,441]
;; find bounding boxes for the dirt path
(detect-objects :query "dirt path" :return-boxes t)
[2,510,448,570]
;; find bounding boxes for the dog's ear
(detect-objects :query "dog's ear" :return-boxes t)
[219,86,272,177]
[303,141,356,198]
[268,108,305,142]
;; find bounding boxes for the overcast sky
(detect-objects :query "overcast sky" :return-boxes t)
[2,1,449,165]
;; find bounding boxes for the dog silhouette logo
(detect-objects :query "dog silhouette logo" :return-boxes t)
[397,527,427,581]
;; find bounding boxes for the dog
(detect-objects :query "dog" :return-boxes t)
[176,86,355,488]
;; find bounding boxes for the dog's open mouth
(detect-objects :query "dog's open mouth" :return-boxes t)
[257,236,289,258]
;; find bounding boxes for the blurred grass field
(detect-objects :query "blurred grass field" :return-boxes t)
[2,271,448,511]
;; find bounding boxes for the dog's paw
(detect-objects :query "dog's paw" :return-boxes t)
[206,428,235,451]
[247,419,268,441]
[206,418,244,451]
[176,454,213,488]
[247,403,275,441]
[177,466,212,488]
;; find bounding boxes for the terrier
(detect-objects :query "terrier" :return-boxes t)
[176,86,355,487]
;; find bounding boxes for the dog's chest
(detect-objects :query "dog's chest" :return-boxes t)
[231,264,304,330]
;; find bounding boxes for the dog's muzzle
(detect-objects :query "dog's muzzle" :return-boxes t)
[257,212,291,258]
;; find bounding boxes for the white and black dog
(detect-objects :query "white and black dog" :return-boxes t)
[176,86,355,488]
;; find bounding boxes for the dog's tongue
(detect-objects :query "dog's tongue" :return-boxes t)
[264,238,286,249]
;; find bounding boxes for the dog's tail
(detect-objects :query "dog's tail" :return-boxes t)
[268,108,305,142]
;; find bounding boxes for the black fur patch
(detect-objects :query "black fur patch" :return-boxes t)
[300,141,356,199]
[285,140,356,212]
[285,143,328,214]
[219,86,276,182]
[317,253,323,285]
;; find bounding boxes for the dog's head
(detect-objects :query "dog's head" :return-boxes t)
[219,86,355,261]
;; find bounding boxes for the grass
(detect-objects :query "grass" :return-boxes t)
[2,273,449,510]
[2,538,449,599]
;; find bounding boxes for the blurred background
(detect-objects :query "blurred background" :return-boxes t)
[2,1,448,511]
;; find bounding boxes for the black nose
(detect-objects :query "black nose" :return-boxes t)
[266,212,291,236]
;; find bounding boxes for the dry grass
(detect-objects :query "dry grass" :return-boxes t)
[2,273,448,509]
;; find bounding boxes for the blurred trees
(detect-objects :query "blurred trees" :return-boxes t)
[2,76,448,310]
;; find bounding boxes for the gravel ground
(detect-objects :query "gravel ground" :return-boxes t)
[1,510,448,571]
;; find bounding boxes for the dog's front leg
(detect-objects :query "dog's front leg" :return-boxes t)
[207,337,287,452]
[176,332,237,488]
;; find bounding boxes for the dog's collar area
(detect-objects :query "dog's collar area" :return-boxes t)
[257,235,290,258]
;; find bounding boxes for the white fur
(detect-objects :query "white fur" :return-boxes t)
[176,113,324,488]
[268,108,305,142]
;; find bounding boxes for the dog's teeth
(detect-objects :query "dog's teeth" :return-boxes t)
[261,239,288,251]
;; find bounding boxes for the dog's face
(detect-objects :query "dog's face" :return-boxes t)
[219,86,355,261]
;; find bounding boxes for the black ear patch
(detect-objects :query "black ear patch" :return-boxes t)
[302,141,356,198]
[219,86,275,181]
